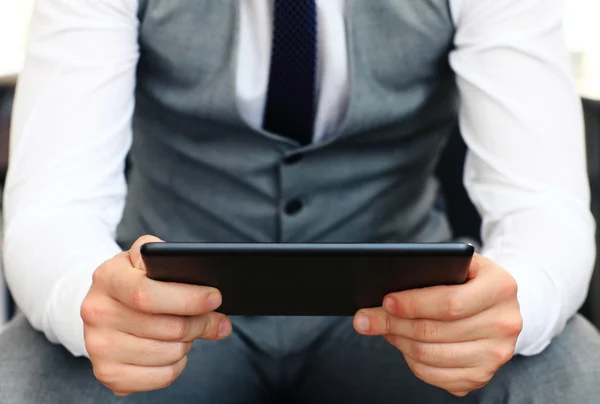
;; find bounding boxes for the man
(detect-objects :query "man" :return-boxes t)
[1,0,600,402]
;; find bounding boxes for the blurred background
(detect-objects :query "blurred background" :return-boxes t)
[566,0,600,98]
[0,0,599,326]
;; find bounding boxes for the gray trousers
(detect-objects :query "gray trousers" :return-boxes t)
[1,314,600,404]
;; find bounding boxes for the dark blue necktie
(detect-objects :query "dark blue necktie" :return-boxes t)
[263,0,318,145]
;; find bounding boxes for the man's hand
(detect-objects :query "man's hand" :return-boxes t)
[81,236,232,396]
[353,254,523,397]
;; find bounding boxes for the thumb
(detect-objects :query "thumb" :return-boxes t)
[128,235,164,272]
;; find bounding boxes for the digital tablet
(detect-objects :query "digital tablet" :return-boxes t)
[142,242,474,316]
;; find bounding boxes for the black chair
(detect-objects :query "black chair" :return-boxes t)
[435,125,482,246]
[435,114,600,329]
[0,85,14,323]
[582,98,600,326]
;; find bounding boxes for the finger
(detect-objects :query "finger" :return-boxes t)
[102,263,222,316]
[384,335,509,369]
[83,283,232,341]
[129,235,164,271]
[121,312,232,342]
[107,300,232,341]
[403,355,492,396]
[382,256,517,321]
[95,356,188,395]
[86,331,192,367]
[355,305,522,343]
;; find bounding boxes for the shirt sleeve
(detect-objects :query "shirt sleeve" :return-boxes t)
[3,0,140,357]
[450,0,596,355]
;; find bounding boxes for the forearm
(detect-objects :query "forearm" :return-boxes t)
[3,205,122,356]
[475,191,595,355]
[3,0,139,356]
[452,0,595,355]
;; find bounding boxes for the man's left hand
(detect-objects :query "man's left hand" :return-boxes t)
[353,254,523,397]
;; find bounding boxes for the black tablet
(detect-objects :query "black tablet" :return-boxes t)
[142,242,474,316]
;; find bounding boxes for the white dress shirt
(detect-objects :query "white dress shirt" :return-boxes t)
[4,0,595,358]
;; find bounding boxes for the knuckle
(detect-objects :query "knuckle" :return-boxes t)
[490,345,514,367]
[499,274,519,298]
[407,360,427,381]
[85,332,111,357]
[412,320,438,341]
[91,268,102,286]
[92,363,117,384]
[92,262,110,286]
[198,314,215,339]
[167,342,188,361]
[156,365,181,390]
[442,293,464,320]
[165,317,190,341]
[512,315,524,336]
[384,313,393,335]
[494,316,523,338]
[80,297,105,326]
[412,342,434,362]
[401,296,417,318]
[469,371,494,390]
[176,341,192,358]
[141,340,184,362]
[131,283,152,312]
[167,365,181,386]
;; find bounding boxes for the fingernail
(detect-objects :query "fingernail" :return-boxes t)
[207,293,222,312]
[355,314,371,333]
[218,319,230,338]
[383,297,396,314]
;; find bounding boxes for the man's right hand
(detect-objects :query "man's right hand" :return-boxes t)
[81,235,232,396]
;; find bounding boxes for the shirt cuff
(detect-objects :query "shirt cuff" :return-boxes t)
[45,244,122,358]
[481,249,565,356]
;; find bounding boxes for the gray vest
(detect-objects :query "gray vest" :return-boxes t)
[117,0,458,248]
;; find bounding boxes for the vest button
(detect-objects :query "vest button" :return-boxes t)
[284,199,304,215]
[282,153,303,165]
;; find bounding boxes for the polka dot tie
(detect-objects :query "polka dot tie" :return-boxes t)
[262,0,318,145]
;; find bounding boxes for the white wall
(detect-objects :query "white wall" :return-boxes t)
[0,0,33,80]
[565,0,600,52]
[565,0,600,99]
